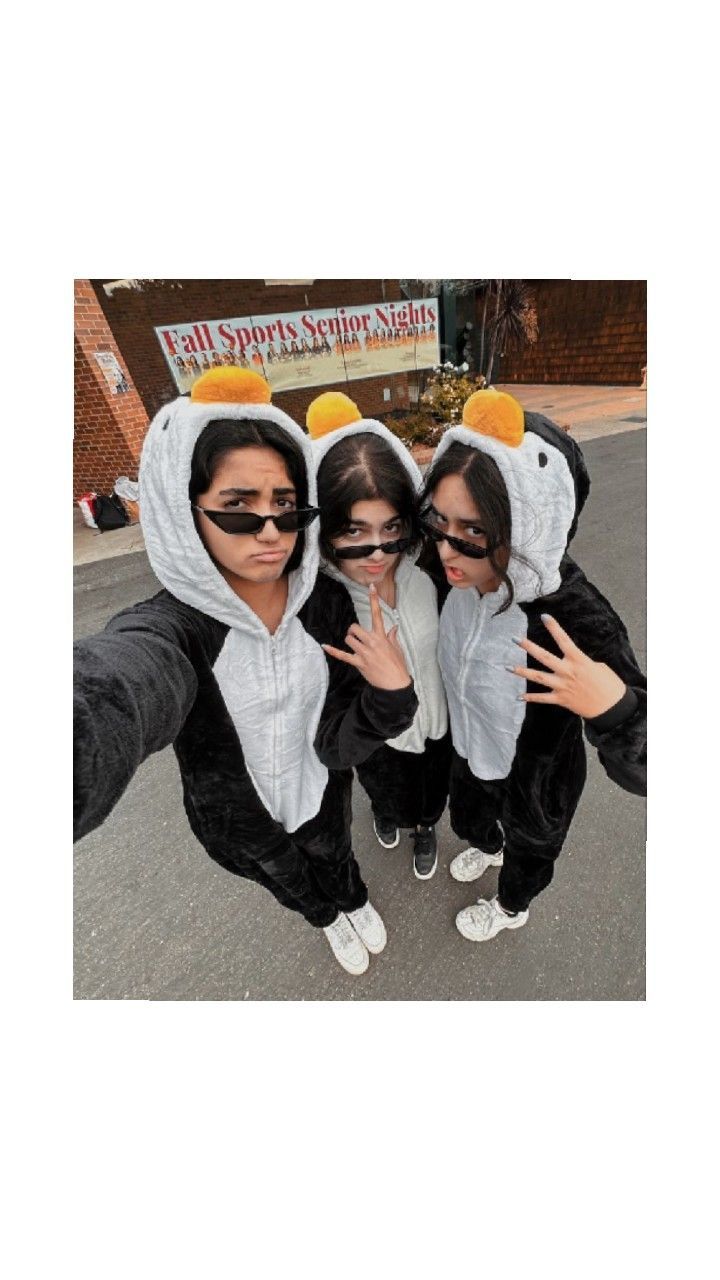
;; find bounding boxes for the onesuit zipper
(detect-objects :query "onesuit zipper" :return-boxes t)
[459,593,482,744]
[388,582,422,737]
[269,636,279,817]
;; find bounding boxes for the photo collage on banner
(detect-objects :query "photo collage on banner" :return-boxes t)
[155,297,441,396]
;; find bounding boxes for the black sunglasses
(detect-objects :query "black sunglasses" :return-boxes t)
[420,519,491,560]
[192,506,320,535]
[333,536,414,561]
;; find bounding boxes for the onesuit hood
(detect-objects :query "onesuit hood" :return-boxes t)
[306,390,424,585]
[431,390,590,604]
[138,368,319,638]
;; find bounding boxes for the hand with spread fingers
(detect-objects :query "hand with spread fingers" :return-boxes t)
[510,613,627,719]
[322,584,412,692]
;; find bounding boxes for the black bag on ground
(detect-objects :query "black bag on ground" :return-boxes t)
[94,493,129,532]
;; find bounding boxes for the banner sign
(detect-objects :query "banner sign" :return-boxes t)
[155,298,440,395]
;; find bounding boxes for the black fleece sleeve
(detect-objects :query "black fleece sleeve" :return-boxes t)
[586,686,638,733]
[74,623,200,842]
[313,594,419,771]
[582,631,646,797]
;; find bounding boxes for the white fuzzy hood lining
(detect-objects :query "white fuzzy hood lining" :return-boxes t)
[431,424,576,604]
[311,417,424,494]
[139,396,320,638]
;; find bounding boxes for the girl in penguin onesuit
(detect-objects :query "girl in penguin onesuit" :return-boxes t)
[308,391,451,881]
[73,368,418,977]
[420,388,646,942]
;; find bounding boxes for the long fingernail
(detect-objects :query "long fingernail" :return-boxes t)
[505,665,518,673]
[541,613,553,623]
[516,695,526,701]
[512,637,524,645]
[369,583,376,593]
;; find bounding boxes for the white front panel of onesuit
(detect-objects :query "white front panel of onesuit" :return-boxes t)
[213,621,329,833]
[438,586,528,781]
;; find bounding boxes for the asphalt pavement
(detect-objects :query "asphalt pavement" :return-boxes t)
[73,429,646,1001]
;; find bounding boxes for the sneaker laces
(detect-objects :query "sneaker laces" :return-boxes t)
[465,899,496,936]
[458,847,483,868]
[410,827,434,856]
[327,915,357,949]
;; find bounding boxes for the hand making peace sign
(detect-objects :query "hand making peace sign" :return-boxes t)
[322,584,412,692]
[510,613,627,719]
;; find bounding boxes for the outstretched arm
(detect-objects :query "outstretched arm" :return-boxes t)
[76,605,347,922]
[74,617,199,841]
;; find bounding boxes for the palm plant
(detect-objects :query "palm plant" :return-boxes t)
[483,280,538,384]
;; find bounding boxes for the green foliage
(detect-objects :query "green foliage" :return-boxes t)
[388,365,487,448]
[420,368,486,424]
[400,278,490,298]
[390,411,446,448]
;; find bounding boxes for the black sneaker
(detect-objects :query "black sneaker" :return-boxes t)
[411,826,438,880]
[373,816,400,849]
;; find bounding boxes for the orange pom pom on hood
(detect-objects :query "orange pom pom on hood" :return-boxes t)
[306,391,362,439]
[190,366,272,406]
[461,388,525,448]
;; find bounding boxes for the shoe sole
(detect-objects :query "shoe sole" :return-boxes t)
[449,852,504,883]
[414,856,438,881]
[374,825,400,849]
[455,912,527,942]
[359,933,386,956]
[329,946,370,974]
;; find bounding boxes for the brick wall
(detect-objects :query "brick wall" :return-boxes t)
[492,280,647,385]
[74,280,150,498]
[273,371,412,423]
[74,279,419,501]
[91,278,413,423]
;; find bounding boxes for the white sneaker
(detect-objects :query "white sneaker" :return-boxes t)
[449,846,504,882]
[455,895,529,942]
[346,901,387,954]
[323,914,370,974]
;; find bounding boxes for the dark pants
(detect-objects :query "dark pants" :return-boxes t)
[249,833,368,928]
[357,731,452,829]
[449,739,587,913]
[204,770,368,929]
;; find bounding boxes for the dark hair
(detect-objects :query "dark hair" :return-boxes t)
[420,441,522,614]
[316,431,420,562]
[189,417,309,574]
